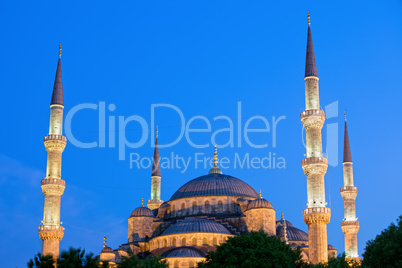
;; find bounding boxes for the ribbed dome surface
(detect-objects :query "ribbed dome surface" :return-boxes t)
[276,222,308,241]
[164,247,204,258]
[162,218,230,235]
[277,219,294,227]
[130,206,154,217]
[247,198,273,210]
[170,174,259,200]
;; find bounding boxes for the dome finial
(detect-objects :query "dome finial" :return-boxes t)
[141,198,144,207]
[307,10,311,26]
[283,215,288,244]
[259,189,262,198]
[103,232,107,248]
[344,111,347,122]
[156,125,158,138]
[214,144,218,166]
[281,211,284,220]
[59,42,62,58]
[208,144,222,174]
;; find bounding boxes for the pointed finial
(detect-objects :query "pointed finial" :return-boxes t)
[344,111,347,122]
[213,144,218,166]
[283,220,288,244]
[59,42,62,58]
[141,198,144,207]
[156,126,158,139]
[259,189,262,198]
[281,211,284,220]
[307,10,311,26]
[104,232,107,247]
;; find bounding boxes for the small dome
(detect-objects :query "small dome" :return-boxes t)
[277,219,294,228]
[162,218,231,236]
[164,247,204,258]
[170,174,259,200]
[101,247,113,253]
[276,223,308,241]
[246,198,273,210]
[328,244,335,250]
[130,206,154,217]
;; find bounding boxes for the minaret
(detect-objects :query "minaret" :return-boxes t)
[341,114,361,262]
[38,43,66,258]
[300,12,331,264]
[147,127,163,210]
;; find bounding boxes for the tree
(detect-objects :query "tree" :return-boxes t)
[197,231,303,268]
[57,247,99,268]
[27,253,55,268]
[306,254,360,268]
[362,215,402,268]
[117,250,167,268]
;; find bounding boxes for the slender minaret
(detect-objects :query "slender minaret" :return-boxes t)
[341,114,361,262]
[147,127,163,210]
[38,44,66,258]
[301,12,331,264]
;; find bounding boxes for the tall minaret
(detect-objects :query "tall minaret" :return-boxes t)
[147,127,163,210]
[301,12,331,264]
[38,44,66,258]
[341,114,361,262]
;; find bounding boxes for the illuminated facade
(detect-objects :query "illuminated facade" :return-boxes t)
[39,44,66,258]
[38,15,362,267]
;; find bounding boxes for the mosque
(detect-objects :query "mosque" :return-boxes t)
[37,14,361,267]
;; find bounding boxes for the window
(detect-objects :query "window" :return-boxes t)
[174,261,179,268]
[157,240,160,248]
[172,238,176,247]
[192,237,197,245]
[213,237,218,246]
[181,203,186,215]
[202,237,207,245]
[192,201,197,214]
[218,201,223,213]
[189,261,195,268]
[163,239,167,247]
[205,201,210,213]
[181,237,186,246]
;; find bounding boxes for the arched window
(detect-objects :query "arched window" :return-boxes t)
[213,237,218,246]
[189,261,195,268]
[231,202,236,213]
[202,237,208,245]
[192,201,197,214]
[205,201,210,213]
[174,261,179,268]
[181,203,186,215]
[218,201,223,213]
[172,205,176,217]
[181,237,186,246]
[157,240,160,248]
[163,238,167,247]
[172,238,176,247]
[192,237,197,245]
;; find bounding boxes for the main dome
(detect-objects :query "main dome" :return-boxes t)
[162,218,231,236]
[170,174,259,200]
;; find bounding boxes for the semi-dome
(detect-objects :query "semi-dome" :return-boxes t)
[164,247,204,258]
[130,206,154,217]
[276,221,308,241]
[162,218,231,236]
[170,174,259,200]
[246,198,273,210]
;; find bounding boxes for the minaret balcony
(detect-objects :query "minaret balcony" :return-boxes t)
[340,186,358,200]
[303,207,331,225]
[301,109,325,128]
[302,157,328,175]
[41,178,66,195]
[44,134,67,142]
[341,221,360,234]
[38,225,64,241]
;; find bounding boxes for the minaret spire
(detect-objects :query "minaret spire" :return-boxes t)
[147,127,163,210]
[51,43,64,106]
[341,115,361,262]
[305,11,318,78]
[301,13,331,264]
[39,45,67,259]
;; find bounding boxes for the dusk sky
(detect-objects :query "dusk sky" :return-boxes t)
[1,1,401,267]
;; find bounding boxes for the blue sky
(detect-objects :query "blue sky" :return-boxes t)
[1,1,401,267]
